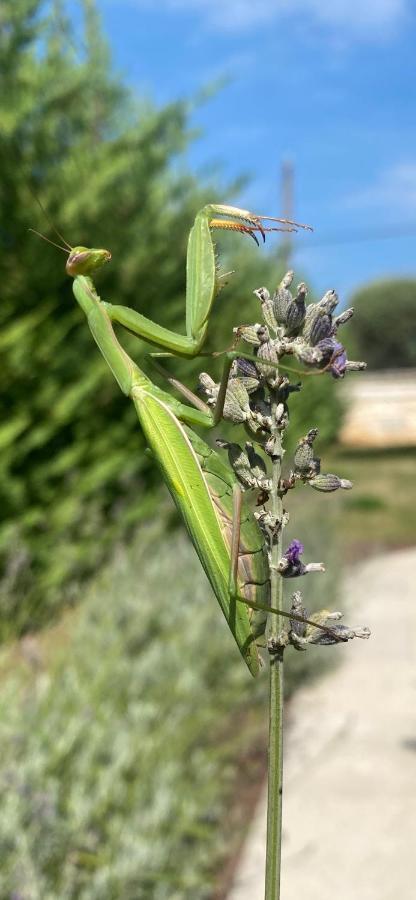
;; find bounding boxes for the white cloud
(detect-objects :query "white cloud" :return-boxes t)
[140,0,408,36]
[346,162,416,215]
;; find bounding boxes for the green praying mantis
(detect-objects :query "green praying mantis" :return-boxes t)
[34,203,338,675]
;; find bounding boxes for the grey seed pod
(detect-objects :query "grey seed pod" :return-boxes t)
[345,360,367,371]
[318,289,339,314]
[333,307,354,330]
[264,434,283,460]
[233,357,261,381]
[233,323,269,346]
[302,302,318,342]
[293,430,320,475]
[294,440,314,473]
[272,270,294,324]
[233,375,262,394]
[285,283,307,335]
[245,443,268,481]
[289,591,308,638]
[223,378,252,423]
[216,439,248,469]
[309,473,353,492]
[306,427,319,443]
[306,616,371,645]
[309,312,332,346]
[303,290,338,342]
[198,372,217,403]
[288,592,370,648]
[280,270,294,290]
[254,287,279,333]
[253,286,270,304]
[309,456,321,475]
[215,440,254,489]
[256,339,280,385]
[251,394,272,420]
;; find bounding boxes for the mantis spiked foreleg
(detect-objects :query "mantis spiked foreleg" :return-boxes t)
[100,204,310,358]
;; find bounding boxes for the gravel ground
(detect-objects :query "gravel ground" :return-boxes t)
[227,548,416,900]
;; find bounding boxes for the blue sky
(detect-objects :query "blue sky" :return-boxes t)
[88,0,416,301]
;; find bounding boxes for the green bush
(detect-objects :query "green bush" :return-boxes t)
[348,278,416,369]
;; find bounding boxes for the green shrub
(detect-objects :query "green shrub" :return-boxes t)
[348,278,416,369]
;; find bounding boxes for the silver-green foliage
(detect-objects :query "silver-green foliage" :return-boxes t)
[0,509,339,899]
[0,527,258,899]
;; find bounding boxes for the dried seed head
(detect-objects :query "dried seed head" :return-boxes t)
[345,360,367,372]
[254,286,279,333]
[333,307,354,331]
[223,378,252,423]
[216,440,271,493]
[233,357,261,380]
[233,324,269,346]
[309,473,353,492]
[285,283,307,335]
[272,270,294,324]
[246,443,269,482]
[318,289,339,314]
[256,339,280,386]
[198,372,217,404]
[287,591,371,649]
[303,289,338,342]
[293,429,319,474]
[309,312,333,346]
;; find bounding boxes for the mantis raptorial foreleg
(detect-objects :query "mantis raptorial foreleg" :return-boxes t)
[101,204,310,358]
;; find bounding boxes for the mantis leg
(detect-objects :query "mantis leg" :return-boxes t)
[147,353,235,426]
[228,484,243,598]
[72,275,217,430]
[102,204,304,358]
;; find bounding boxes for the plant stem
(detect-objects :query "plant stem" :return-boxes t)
[264,394,284,900]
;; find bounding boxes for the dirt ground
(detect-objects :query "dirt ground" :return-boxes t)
[227,548,416,900]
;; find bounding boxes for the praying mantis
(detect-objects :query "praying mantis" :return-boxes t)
[35,203,338,675]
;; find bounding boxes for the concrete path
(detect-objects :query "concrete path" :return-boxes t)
[227,548,416,900]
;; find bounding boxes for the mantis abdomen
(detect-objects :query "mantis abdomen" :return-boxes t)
[132,387,267,676]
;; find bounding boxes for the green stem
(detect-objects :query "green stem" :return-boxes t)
[265,394,284,900]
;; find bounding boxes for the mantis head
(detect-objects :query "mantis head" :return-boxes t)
[66,246,112,277]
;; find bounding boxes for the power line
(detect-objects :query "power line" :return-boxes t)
[292,222,416,250]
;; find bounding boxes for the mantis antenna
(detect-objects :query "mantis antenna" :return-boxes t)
[28,228,70,255]
[29,188,73,250]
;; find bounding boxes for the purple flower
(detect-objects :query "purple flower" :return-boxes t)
[284,539,304,565]
[316,338,347,379]
[280,540,325,578]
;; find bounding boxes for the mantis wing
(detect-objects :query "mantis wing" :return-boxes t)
[132,387,261,676]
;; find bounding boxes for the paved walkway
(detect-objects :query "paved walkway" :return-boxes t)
[227,548,416,900]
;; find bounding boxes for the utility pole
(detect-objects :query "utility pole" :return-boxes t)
[279,159,294,272]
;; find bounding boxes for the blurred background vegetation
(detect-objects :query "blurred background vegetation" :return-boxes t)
[0,2,414,898]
